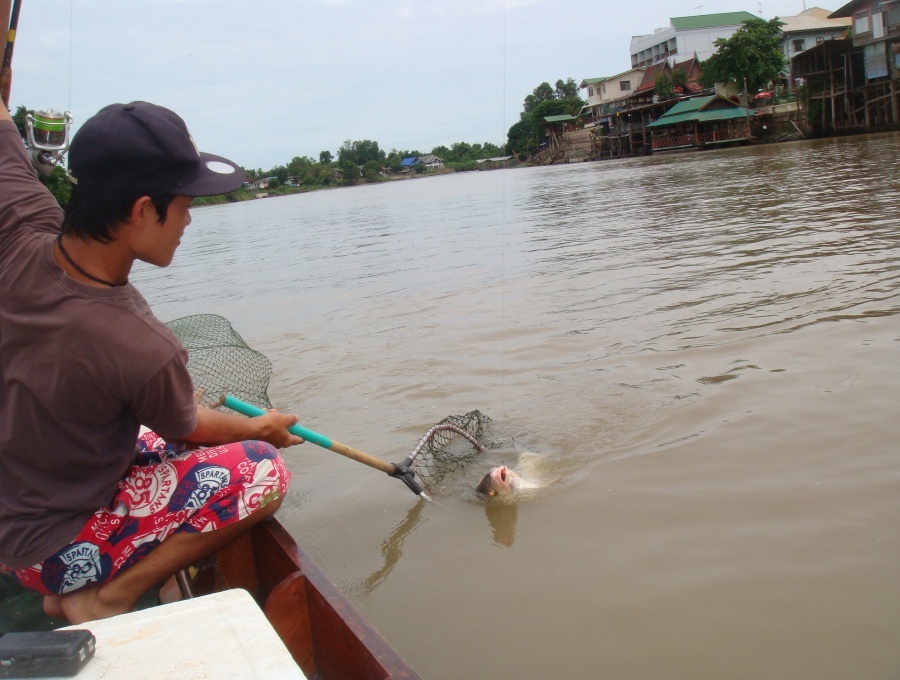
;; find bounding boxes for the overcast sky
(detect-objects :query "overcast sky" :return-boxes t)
[9,0,825,169]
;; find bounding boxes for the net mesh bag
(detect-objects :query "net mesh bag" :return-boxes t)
[166,314,273,410]
[409,411,492,491]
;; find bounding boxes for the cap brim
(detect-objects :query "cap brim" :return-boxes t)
[175,152,246,197]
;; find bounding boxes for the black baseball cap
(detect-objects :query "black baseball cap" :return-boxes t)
[68,101,246,200]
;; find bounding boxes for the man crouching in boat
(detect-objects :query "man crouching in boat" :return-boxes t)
[0,99,304,624]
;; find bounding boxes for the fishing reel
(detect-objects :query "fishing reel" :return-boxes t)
[24,108,74,176]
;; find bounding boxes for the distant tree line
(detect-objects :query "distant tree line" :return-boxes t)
[243,134,508,193]
[235,77,587,190]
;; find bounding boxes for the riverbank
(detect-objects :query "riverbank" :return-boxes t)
[193,165,459,207]
[195,124,863,208]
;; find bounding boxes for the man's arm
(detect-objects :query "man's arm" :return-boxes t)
[0,87,11,122]
[0,77,64,253]
[181,405,305,450]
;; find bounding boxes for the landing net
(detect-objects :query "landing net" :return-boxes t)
[166,314,489,492]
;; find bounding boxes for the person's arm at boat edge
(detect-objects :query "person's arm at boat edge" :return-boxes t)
[181,404,305,450]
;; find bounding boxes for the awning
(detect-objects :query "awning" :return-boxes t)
[647,108,751,128]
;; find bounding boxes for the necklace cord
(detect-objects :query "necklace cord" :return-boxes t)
[55,234,123,287]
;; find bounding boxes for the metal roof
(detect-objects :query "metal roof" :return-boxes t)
[780,14,850,32]
[647,96,752,128]
[648,107,751,127]
[664,96,716,114]
[543,114,576,123]
[828,0,860,19]
[670,11,757,30]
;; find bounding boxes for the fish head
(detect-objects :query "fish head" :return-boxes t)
[475,465,520,499]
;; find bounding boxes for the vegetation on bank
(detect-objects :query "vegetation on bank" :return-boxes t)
[506,78,585,158]
[195,137,510,206]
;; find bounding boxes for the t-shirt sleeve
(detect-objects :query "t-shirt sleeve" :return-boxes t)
[129,351,198,440]
[0,121,64,256]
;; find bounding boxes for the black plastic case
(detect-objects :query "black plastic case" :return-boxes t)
[0,630,95,678]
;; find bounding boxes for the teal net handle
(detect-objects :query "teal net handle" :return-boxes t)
[222,394,333,449]
[219,395,432,498]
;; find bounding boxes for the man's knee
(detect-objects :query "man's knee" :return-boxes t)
[242,440,291,494]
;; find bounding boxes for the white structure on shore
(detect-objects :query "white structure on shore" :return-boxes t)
[779,7,851,84]
[630,11,757,69]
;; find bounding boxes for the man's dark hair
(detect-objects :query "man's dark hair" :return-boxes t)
[62,192,177,243]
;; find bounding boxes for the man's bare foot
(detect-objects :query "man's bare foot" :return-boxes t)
[43,595,64,619]
[59,584,130,624]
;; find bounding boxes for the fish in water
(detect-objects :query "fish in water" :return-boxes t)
[475,454,545,499]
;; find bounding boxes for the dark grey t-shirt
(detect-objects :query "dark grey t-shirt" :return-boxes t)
[0,120,197,569]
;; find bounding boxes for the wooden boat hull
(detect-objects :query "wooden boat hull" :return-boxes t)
[191,517,419,680]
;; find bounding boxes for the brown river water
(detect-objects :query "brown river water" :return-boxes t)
[134,133,899,679]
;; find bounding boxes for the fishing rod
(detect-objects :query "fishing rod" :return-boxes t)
[1,0,22,109]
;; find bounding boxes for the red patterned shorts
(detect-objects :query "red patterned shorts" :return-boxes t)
[1,432,291,596]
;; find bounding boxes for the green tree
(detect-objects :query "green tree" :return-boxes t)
[12,105,28,137]
[339,159,358,186]
[699,17,786,94]
[523,82,555,113]
[316,164,335,186]
[554,78,580,100]
[530,99,571,121]
[506,117,538,157]
[34,165,71,208]
[319,150,333,165]
[431,144,452,159]
[655,72,675,101]
[362,159,381,181]
[270,164,288,184]
[286,155,314,185]
[671,67,688,91]
[338,139,385,167]
[509,78,585,158]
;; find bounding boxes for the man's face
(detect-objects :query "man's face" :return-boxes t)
[140,195,193,267]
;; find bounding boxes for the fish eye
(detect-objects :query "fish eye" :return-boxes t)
[488,490,496,497]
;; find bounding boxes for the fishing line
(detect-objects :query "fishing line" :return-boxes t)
[67,0,73,111]
[501,0,508,410]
